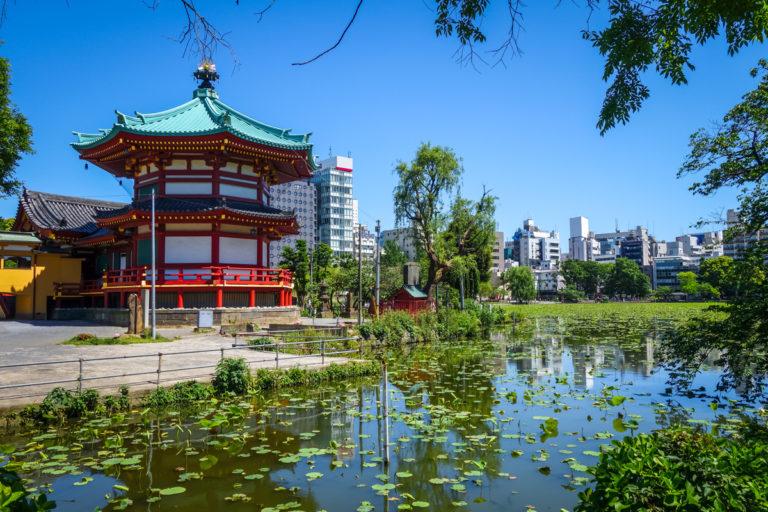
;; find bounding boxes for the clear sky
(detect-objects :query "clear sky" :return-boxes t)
[0,0,762,242]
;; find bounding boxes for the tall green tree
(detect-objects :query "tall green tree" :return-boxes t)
[394,143,460,299]
[665,62,768,397]
[0,56,32,197]
[311,242,334,284]
[394,143,495,300]
[699,256,736,298]
[0,217,13,230]
[503,266,536,303]
[604,257,651,298]
[679,59,768,234]
[441,192,497,301]
[279,240,310,306]
[677,271,700,296]
[381,239,407,268]
[560,260,609,298]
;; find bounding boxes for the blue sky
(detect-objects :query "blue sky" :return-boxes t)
[0,0,762,241]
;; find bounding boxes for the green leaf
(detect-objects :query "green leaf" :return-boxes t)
[159,486,186,496]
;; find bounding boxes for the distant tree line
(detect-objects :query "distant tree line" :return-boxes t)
[559,258,651,301]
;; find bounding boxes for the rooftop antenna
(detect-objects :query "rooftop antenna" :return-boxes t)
[615,218,619,232]
[328,146,333,157]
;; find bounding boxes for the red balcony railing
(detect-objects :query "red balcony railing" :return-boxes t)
[102,266,292,288]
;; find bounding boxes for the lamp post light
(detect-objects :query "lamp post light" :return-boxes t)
[150,189,157,340]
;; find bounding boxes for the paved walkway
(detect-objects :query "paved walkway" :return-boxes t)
[0,321,351,409]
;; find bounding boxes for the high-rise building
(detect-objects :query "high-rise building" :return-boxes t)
[568,216,599,261]
[381,227,419,260]
[723,209,768,259]
[311,156,355,255]
[353,223,377,260]
[491,231,505,275]
[594,226,652,267]
[268,180,317,267]
[512,218,560,268]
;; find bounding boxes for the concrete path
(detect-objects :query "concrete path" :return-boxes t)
[0,322,350,409]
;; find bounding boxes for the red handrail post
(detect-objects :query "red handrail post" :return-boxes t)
[216,288,223,308]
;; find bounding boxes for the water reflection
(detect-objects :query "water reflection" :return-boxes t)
[3,317,743,512]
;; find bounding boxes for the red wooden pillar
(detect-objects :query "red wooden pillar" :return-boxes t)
[249,289,256,308]
[177,290,184,309]
[216,288,223,308]
[119,292,125,308]
[212,222,220,265]
[103,293,108,308]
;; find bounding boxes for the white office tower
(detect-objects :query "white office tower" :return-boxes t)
[268,180,317,267]
[381,227,419,260]
[311,156,355,255]
[568,216,596,261]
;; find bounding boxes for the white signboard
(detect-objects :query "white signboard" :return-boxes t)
[198,310,214,328]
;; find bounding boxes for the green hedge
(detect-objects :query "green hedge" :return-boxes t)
[251,361,378,390]
[576,427,768,511]
[358,304,505,345]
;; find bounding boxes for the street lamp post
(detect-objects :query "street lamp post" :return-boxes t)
[150,189,157,340]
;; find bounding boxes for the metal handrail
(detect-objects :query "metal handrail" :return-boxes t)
[0,335,365,401]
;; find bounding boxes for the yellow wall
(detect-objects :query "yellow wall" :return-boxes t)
[0,251,83,319]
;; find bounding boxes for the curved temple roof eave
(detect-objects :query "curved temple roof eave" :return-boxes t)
[71,90,315,164]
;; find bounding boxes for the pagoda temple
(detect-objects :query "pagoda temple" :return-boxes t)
[11,64,314,318]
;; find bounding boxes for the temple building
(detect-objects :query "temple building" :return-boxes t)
[6,64,314,321]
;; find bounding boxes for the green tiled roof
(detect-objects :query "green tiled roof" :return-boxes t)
[0,231,41,245]
[403,285,428,299]
[72,88,314,154]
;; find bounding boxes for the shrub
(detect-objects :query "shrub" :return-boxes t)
[103,386,130,413]
[437,309,480,339]
[360,307,504,345]
[19,387,102,424]
[142,381,214,408]
[560,286,586,303]
[212,357,250,395]
[251,361,378,390]
[73,333,96,342]
[576,427,768,512]
[0,466,54,511]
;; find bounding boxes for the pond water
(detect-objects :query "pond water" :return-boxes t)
[2,315,747,512]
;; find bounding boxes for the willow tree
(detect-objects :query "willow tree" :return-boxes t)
[393,143,496,300]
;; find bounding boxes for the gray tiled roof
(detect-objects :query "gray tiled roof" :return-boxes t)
[20,190,125,234]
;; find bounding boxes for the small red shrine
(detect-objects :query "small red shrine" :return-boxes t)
[16,64,316,311]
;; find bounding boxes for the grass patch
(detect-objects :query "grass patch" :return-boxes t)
[63,332,174,345]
